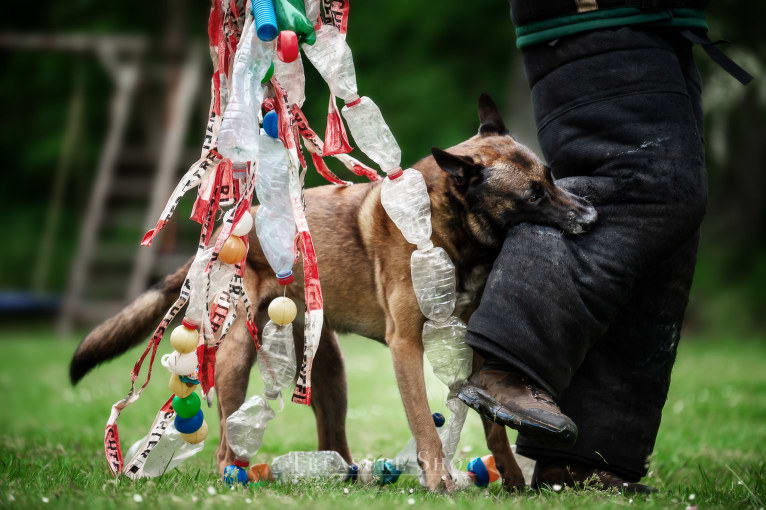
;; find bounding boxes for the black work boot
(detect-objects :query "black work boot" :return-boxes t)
[531,458,656,494]
[457,364,577,447]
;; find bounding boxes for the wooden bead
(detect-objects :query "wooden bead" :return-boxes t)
[231,212,253,237]
[170,323,198,354]
[172,392,201,418]
[179,419,208,444]
[168,373,196,398]
[219,236,247,264]
[267,297,297,326]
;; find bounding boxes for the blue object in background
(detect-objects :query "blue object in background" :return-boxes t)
[174,409,204,434]
[223,464,250,486]
[432,412,445,427]
[263,110,279,138]
[252,0,278,41]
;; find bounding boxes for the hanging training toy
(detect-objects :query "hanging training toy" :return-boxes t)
[101,0,478,488]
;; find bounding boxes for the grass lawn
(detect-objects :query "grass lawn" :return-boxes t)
[0,328,764,509]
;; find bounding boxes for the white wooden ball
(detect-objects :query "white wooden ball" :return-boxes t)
[267,297,297,326]
[170,324,198,354]
[231,211,254,237]
[225,209,253,237]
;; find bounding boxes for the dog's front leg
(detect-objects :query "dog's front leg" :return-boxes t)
[385,288,453,492]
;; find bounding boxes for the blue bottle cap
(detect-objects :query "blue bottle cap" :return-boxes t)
[346,464,359,482]
[432,412,445,427]
[373,459,401,485]
[263,110,279,138]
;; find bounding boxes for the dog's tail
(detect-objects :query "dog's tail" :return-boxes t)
[69,257,193,385]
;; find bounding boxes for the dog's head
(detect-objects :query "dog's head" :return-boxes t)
[431,94,597,246]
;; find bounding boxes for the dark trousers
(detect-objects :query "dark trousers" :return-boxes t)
[465,27,707,481]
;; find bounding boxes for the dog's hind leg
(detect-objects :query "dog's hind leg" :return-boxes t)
[470,355,525,490]
[481,419,525,491]
[308,327,352,463]
[214,307,261,475]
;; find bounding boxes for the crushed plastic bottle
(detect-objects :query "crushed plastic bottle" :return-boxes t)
[302,24,358,102]
[410,246,456,321]
[258,320,296,399]
[225,394,276,460]
[125,426,204,478]
[218,20,273,162]
[255,204,296,278]
[380,168,432,245]
[185,248,236,323]
[437,397,469,462]
[393,413,445,475]
[271,450,356,482]
[341,97,401,172]
[255,135,290,206]
[273,54,306,107]
[423,316,471,389]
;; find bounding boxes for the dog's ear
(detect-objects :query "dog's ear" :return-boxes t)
[477,93,508,136]
[431,147,481,190]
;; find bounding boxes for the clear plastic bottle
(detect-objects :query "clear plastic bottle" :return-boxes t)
[437,397,469,462]
[225,394,276,460]
[255,204,296,278]
[125,426,204,478]
[410,246,456,321]
[255,135,290,207]
[303,0,319,26]
[380,168,432,245]
[273,54,306,107]
[423,316,472,389]
[302,24,358,102]
[218,21,273,162]
[258,320,296,399]
[341,96,401,172]
[271,450,356,482]
[393,413,445,475]
[185,248,236,323]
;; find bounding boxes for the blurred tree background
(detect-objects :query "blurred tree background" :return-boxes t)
[0,0,763,335]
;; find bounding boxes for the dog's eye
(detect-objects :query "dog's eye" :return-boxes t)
[528,185,543,204]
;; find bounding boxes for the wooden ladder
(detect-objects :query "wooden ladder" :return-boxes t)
[55,41,206,334]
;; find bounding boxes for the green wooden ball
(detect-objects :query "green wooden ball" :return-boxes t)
[172,392,201,418]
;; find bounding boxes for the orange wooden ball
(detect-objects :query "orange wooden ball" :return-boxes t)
[218,236,247,265]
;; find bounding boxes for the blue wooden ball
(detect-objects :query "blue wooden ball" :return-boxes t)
[174,409,203,434]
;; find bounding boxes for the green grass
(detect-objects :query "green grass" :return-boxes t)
[0,329,764,509]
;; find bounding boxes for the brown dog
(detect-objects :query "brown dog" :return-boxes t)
[70,94,596,491]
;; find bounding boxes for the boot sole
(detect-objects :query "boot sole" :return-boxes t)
[457,384,577,447]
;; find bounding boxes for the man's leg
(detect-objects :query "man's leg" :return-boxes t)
[521,29,707,484]
[523,230,700,484]
[460,26,706,478]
